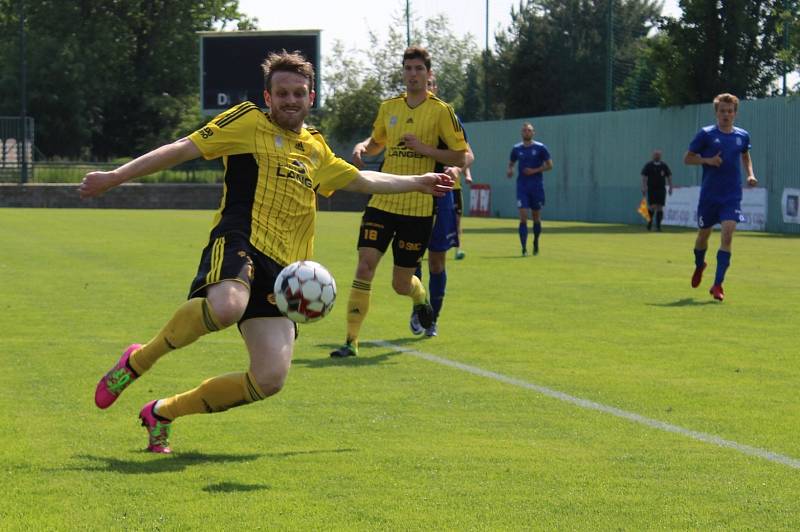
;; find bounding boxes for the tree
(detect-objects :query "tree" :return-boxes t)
[649,0,783,106]
[0,0,256,159]
[319,5,477,143]
[614,34,665,109]
[491,0,662,118]
[316,41,383,141]
[776,0,799,93]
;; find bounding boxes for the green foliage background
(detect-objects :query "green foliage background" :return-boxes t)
[1,0,797,161]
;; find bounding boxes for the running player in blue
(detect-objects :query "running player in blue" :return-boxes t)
[684,93,758,302]
[507,122,553,256]
[410,75,475,337]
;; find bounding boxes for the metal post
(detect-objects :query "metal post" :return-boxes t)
[485,0,489,51]
[783,0,790,96]
[605,0,613,111]
[406,0,411,46]
[20,0,28,183]
[484,0,489,120]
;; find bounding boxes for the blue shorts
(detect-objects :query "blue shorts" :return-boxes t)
[429,191,459,252]
[517,184,545,211]
[697,197,744,228]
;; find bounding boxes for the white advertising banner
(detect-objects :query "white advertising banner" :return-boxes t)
[663,186,768,231]
[781,188,800,224]
[662,187,699,228]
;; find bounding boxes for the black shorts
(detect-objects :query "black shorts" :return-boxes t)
[357,207,433,268]
[454,188,464,216]
[189,231,284,322]
[648,188,666,206]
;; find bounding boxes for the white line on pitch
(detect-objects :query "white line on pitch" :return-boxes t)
[368,340,800,470]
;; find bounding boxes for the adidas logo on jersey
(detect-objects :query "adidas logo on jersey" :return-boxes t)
[406,118,414,124]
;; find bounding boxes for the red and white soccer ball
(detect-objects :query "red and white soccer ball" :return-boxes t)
[273,260,337,323]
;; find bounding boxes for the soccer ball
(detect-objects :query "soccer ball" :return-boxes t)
[273,260,337,323]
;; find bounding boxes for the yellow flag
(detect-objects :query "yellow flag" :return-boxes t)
[637,198,651,222]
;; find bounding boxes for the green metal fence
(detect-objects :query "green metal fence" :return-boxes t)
[462,97,800,234]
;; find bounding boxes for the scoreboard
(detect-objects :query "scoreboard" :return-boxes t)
[199,30,321,115]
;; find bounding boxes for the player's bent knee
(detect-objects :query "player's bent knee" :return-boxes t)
[252,370,287,398]
[391,277,411,295]
[207,301,246,328]
[355,260,377,281]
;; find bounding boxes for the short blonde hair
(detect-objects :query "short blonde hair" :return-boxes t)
[713,93,739,112]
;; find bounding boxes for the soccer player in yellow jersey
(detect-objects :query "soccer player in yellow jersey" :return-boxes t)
[330,46,468,358]
[79,51,452,454]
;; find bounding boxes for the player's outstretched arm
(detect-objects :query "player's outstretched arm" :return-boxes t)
[344,171,453,197]
[79,138,202,199]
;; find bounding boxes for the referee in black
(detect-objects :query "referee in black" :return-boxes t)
[640,150,673,231]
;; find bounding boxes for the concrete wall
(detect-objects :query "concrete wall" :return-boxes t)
[0,183,368,212]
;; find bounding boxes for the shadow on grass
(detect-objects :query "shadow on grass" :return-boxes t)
[203,482,271,493]
[70,447,357,475]
[479,254,541,260]
[294,337,428,368]
[70,452,262,474]
[648,298,719,307]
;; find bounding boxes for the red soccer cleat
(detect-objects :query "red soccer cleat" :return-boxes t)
[691,262,707,288]
[709,284,724,301]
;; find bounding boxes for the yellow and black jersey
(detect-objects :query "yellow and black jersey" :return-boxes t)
[188,102,360,266]
[368,93,467,217]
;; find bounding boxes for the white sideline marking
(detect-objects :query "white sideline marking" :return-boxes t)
[368,340,800,470]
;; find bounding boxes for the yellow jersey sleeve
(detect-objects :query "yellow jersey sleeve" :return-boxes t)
[371,103,389,145]
[313,133,361,197]
[438,103,468,152]
[188,102,262,160]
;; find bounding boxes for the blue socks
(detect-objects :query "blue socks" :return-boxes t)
[519,222,528,251]
[714,250,731,286]
[694,248,706,268]
[429,271,446,321]
[533,222,541,249]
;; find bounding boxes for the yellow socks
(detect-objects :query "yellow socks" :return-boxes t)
[345,279,372,346]
[155,371,265,420]
[408,275,427,305]
[129,298,222,375]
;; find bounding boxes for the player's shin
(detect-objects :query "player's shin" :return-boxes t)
[714,250,731,286]
[155,371,266,419]
[408,275,427,305]
[429,271,446,320]
[130,298,223,375]
[345,279,371,346]
[518,222,528,252]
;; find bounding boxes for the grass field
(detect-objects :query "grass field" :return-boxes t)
[2,208,799,530]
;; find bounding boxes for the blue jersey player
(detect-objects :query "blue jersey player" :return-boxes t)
[507,122,554,256]
[410,75,475,337]
[683,93,758,302]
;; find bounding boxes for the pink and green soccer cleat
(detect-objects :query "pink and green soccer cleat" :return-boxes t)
[94,344,141,409]
[139,400,172,454]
